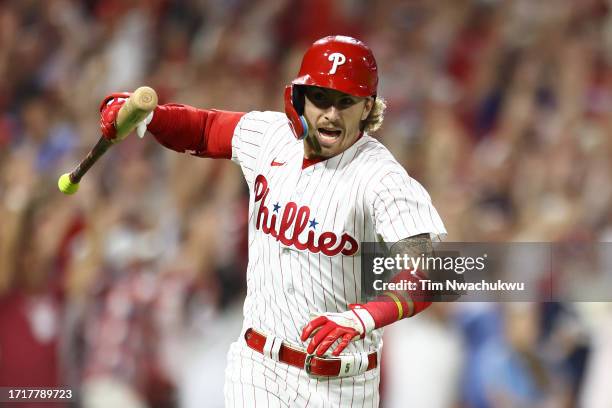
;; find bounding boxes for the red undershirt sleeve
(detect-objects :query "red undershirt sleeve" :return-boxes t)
[147,103,245,159]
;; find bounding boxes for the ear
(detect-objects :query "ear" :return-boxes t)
[361,97,374,121]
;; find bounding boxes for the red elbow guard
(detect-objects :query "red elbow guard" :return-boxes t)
[148,104,244,158]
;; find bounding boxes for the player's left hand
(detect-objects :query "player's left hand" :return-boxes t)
[300,306,373,356]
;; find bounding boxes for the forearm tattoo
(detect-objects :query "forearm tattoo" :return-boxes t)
[388,233,433,276]
[389,233,432,258]
[388,234,462,302]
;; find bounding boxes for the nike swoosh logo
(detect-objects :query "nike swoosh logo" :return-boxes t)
[271,160,285,166]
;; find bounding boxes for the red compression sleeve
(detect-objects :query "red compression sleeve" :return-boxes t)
[148,104,245,158]
[358,270,433,329]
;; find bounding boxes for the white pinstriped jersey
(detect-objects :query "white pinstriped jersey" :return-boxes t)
[231,110,446,355]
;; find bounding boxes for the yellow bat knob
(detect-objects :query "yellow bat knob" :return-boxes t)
[58,173,79,195]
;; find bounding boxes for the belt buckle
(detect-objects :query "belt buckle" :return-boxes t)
[304,353,340,379]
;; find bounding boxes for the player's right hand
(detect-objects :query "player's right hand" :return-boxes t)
[99,92,153,141]
[301,309,368,356]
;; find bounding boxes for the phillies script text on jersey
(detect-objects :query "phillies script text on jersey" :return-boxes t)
[254,174,359,256]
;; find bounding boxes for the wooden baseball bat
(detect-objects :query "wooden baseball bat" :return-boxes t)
[58,86,158,195]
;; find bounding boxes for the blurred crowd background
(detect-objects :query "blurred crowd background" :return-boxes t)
[1,0,611,407]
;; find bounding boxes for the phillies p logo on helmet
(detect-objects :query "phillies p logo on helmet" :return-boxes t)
[328,52,347,74]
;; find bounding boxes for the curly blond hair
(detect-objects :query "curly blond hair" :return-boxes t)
[361,97,387,134]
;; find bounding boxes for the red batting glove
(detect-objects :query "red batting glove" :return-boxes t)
[99,92,131,141]
[300,306,375,357]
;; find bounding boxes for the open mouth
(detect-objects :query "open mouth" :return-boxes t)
[317,128,342,145]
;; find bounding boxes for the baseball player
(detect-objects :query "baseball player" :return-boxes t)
[100,35,446,407]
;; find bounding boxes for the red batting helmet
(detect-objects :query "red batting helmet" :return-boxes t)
[285,35,379,139]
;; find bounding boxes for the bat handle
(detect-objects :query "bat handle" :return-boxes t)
[69,137,113,183]
[58,137,112,194]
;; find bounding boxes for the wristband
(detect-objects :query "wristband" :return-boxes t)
[383,291,403,320]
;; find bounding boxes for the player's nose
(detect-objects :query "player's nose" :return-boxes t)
[323,106,341,122]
